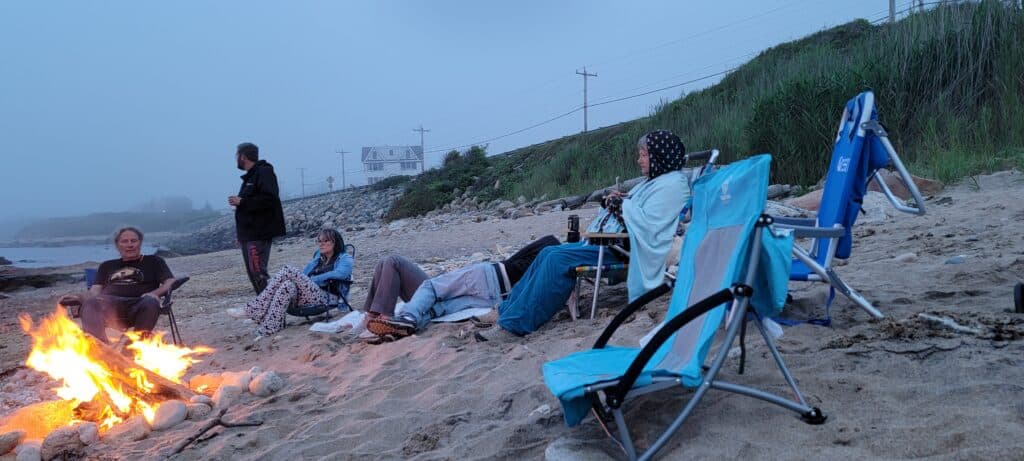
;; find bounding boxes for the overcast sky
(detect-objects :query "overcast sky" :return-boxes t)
[0,0,905,219]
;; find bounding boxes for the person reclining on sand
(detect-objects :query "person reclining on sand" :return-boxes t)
[226,228,353,337]
[474,130,691,343]
[79,226,175,343]
[361,235,561,340]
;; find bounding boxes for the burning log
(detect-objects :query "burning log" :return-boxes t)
[77,334,195,408]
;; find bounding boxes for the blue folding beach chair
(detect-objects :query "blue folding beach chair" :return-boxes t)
[774,91,925,323]
[543,155,825,461]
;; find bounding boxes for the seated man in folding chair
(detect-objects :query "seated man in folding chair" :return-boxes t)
[475,130,692,342]
[79,226,176,343]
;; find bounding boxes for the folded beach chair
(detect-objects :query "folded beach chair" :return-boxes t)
[774,91,925,323]
[571,149,720,320]
[286,243,355,322]
[543,154,825,461]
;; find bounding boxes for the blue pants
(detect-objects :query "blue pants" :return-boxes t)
[497,242,621,335]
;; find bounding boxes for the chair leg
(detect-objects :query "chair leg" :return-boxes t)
[166,309,182,346]
[825,267,883,318]
[590,247,605,320]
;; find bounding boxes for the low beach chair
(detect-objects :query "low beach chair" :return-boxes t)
[774,91,925,323]
[285,243,355,323]
[543,155,825,461]
[571,149,720,320]
[61,274,190,346]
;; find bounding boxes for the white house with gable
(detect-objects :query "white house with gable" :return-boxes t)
[361,145,424,185]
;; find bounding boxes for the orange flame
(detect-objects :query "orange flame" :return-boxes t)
[18,306,212,430]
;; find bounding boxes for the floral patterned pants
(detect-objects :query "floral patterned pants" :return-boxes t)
[244,265,327,335]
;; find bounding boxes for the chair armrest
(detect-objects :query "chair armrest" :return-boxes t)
[771,221,846,239]
[162,277,190,305]
[683,149,719,165]
[606,287,735,408]
[771,216,816,227]
[593,283,672,349]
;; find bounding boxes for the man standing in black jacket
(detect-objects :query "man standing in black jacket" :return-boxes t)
[229,142,286,294]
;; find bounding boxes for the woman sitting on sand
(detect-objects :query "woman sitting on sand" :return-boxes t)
[227,228,353,337]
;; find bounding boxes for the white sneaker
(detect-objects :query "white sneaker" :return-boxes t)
[226,308,248,319]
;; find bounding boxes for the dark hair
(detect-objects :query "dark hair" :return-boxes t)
[317,228,346,264]
[113,226,144,244]
[237,142,259,161]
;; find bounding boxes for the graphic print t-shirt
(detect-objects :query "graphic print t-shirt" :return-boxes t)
[95,256,174,298]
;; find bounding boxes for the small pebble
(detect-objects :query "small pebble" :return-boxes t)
[944,255,966,264]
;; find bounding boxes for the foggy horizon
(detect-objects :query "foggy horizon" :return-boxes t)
[1,0,901,223]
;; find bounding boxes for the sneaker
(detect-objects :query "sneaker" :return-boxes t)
[367,314,418,339]
[473,326,519,343]
[226,308,249,319]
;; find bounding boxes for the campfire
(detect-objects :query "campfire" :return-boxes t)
[15,306,211,434]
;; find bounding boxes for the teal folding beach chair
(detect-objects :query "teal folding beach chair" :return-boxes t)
[774,91,925,323]
[543,155,825,461]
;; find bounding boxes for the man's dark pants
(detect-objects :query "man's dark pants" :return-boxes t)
[241,240,272,294]
[80,295,161,343]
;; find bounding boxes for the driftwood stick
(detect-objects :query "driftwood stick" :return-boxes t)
[170,408,227,455]
[168,408,265,456]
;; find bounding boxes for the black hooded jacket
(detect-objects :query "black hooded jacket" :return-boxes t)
[235,160,287,241]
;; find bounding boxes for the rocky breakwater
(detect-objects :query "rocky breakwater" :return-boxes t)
[164,186,405,255]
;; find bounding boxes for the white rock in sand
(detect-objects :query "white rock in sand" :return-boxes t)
[220,370,253,390]
[0,430,25,455]
[15,441,41,461]
[213,384,244,409]
[103,416,150,442]
[40,426,84,461]
[248,371,285,396]
[187,403,212,420]
[152,400,189,431]
[190,394,213,405]
[76,422,99,445]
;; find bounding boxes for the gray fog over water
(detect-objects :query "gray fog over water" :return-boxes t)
[1,0,900,222]
[0,244,159,269]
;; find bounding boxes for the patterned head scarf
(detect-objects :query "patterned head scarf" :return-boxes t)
[642,130,686,179]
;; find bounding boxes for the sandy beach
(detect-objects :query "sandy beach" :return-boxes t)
[1,170,1023,460]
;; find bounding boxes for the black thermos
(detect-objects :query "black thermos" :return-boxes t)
[567,214,580,243]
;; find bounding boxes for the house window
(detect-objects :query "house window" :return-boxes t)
[401,162,418,170]
[368,163,384,171]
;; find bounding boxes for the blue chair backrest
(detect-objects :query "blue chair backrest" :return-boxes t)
[650,154,773,384]
[814,91,891,261]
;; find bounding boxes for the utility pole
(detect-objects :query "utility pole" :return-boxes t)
[335,148,350,189]
[413,124,430,172]
[576,67,598,133]
[298,168,306,198]
[889,0,896,23]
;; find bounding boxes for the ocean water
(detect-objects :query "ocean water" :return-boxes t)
[0,244,159,269]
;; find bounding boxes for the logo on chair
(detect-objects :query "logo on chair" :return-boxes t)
[837,156,850,173]
[719,179,732,203]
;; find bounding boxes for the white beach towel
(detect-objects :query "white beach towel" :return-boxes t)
[309,310,365,334]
